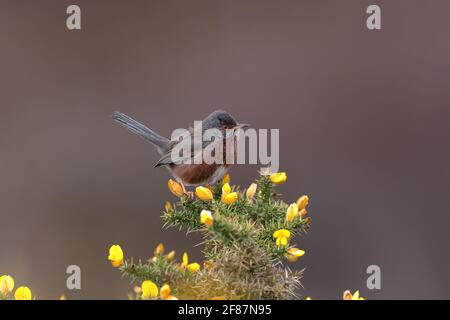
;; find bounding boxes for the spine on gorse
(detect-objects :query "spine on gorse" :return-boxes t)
[113,170,312,300]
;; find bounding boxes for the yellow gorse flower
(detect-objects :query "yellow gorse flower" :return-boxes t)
[222,173,230,185]
[165,201,173,211]
[343,290,365,300]
[141,280,158,299]
[0,275,14,296]
[155,243,164,255]
[168,179,184,197]
[187,263,200,272]
[182,252,189,268]
[133,286,142,295]
[160,284,171,299]
[296,195,309,211]
[159,283,179,300]
[273,229,291,247]
[14,286,32,300]
[181,252,201,273]
[286,247,305,262]
[273,229,291,239]
[285,203,299,223]
[246,183,257,201]
[270,172,287,184]
[200,210,214,227]
[221,182,238,204]
[195,186,213,201]
[166,250,176,261]
[108,245,124,268]
[222,192,238,205]
[222,182,231,195]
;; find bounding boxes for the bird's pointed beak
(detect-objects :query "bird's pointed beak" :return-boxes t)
[235,123,249,130]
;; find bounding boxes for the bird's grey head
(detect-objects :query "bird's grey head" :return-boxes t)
[202,110,238,132]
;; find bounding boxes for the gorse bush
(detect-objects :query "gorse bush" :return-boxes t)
[2,170,365,300]
[109,170,313,300]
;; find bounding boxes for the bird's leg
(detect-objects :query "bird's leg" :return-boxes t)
[181,182,194,199]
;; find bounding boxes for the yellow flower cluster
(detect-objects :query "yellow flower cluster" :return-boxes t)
[108,243,202,274]
[286,195,309,223]
[268,173,310,262]
[181,252,200,272]
[296,195,309,218]
[112,170,367,301]
[109,243,180,270]
[152,243,175,261]
[343,290,365,300]
[221,183,238,204]
[183,175,241,205]
[305,290,366,300]
[194,177,244,228]
[0,275,32,300]
[140,281,178,300]
[108,243,202,299]
[131,244,201,274]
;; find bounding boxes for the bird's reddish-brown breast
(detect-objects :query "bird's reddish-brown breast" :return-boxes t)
[170,163,224,185]
[169,136,236,185]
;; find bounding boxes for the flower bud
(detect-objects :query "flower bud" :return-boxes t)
[286,203,299,223]
[246,183,257,201]
[166,250,176,261]
[155,243,164,256]
[168,179,184,197]
[200,210,214,227]
[296,195,309,210]
[222,192,238,205]
[270,172,287,184]
[195,186,213,201]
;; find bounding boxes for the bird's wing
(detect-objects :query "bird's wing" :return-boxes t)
[154,124,225,167]
[154,127,201,167]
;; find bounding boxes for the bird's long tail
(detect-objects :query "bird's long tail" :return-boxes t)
[112,111,170,153]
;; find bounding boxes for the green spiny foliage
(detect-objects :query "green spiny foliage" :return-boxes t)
[120,171,311,300]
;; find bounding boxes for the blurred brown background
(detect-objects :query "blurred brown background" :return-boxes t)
[1,0,449,299]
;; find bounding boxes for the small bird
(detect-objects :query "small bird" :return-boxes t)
[112,110,248,190]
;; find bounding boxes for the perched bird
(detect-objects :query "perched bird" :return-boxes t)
[112,110,248,189]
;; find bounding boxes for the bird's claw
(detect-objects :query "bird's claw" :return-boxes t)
[180,182,195,199]
[185,191,194,199]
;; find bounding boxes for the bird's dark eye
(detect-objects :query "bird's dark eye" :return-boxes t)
[223,125,228,129]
